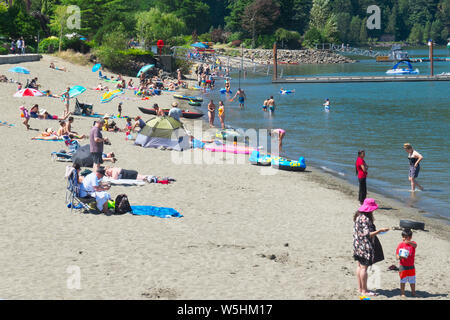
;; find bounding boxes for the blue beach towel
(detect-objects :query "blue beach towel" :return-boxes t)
[130,206,183,218]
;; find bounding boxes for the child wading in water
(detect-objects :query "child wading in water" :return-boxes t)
[396,229,417,297]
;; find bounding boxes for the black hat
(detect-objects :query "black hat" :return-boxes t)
[96,167,106,175]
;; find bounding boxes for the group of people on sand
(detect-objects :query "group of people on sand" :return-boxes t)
[353,144,425,298]
[353,198,418,298]
[30,116,86,140]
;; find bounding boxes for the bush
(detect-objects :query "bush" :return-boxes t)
[0,46,7,55]
[175,58,192,75]
[39,36,62,53]
[303,27,324,48]
[64,38,91,54]
[227,32,243,42]
[198,33,211,42]
[122,48,153,56]
[25,46,35,53]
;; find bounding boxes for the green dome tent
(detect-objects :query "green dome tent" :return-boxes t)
[134,116,190,151]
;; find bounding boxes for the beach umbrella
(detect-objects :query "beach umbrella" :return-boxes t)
[68,85,86,98]
[9,66,30,82]
[13,88,44,97]
[92,63,101,72]
[191,42,209,49]
[137,64,155,77]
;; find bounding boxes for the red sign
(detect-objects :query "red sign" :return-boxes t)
[157,40,164,49]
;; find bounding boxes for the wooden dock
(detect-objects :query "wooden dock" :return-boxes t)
[272,74,450,84]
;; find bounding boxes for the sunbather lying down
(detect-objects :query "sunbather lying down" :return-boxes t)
[31,125,85,141]
[104,167,175,184]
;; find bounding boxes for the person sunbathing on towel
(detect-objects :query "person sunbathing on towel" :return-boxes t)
[49,62,67,72]
[79,167,111,214]
[104,166,175,184]
[31,127,61,140]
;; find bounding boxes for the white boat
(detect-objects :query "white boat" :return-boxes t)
[386,60,419,75]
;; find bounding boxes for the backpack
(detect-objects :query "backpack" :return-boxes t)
[114,194,132,215]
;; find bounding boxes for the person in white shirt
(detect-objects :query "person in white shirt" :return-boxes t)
[80,167,111,213]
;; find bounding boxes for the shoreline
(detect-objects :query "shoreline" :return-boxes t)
[183,69,450,231]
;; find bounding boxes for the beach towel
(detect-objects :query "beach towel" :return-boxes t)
[102,178,146,186]
[130,206,182,218]
[32,138,64,141]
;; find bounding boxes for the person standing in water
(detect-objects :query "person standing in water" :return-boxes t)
[323,98,330,111]
[270,128,286,154]
[208,100,216,128]
[218,101,225,129]
[262,98,269,112]
[268,96,276,113]
[232,88,246,109]
[403,143,424,192]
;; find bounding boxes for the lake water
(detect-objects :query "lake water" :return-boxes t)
[192,48,450,223]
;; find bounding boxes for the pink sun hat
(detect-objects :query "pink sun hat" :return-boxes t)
[358,198,379,213]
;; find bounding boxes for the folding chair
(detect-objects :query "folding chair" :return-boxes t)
[65,168,97,213]
[74,98,93,116]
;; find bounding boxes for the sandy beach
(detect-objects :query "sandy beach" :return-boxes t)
[0,55,448,300]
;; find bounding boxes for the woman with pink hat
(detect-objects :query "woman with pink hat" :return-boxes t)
[353,198,389,296]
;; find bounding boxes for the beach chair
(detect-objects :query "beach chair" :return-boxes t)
[65,168,96,214]
[98,71,108,80]
[74,98,93,116]
[51,136,80,162]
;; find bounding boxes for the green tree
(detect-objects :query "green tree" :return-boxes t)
[431,19,444,43]
[50,5,71,52]
[335,12,351,43]
[422,20,431,43]
[309,0,331,30]
[153,0,210,34]
[225,0,253,32]
[360,17,368,44]
[135,7,186,47]
[385,5,398,39]
[241,0,280,48]
[349,16,362,44]
[408,23,424,44]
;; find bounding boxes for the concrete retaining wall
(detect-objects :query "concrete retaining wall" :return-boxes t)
[0,54,42,65]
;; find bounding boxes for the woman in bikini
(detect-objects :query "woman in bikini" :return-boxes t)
[270,128,286,154]
[218,101,225,129]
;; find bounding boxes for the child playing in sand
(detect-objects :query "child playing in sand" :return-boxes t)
[396,229,417,297]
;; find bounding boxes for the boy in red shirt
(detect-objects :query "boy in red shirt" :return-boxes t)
[396,229,417,297]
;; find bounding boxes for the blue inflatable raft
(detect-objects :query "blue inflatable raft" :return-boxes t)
[271,156,306,172]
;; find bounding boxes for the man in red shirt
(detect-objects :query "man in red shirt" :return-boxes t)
[355,150,368,204]
[396,229,417,297]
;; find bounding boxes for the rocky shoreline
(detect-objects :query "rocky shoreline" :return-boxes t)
[217,48,355,65]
